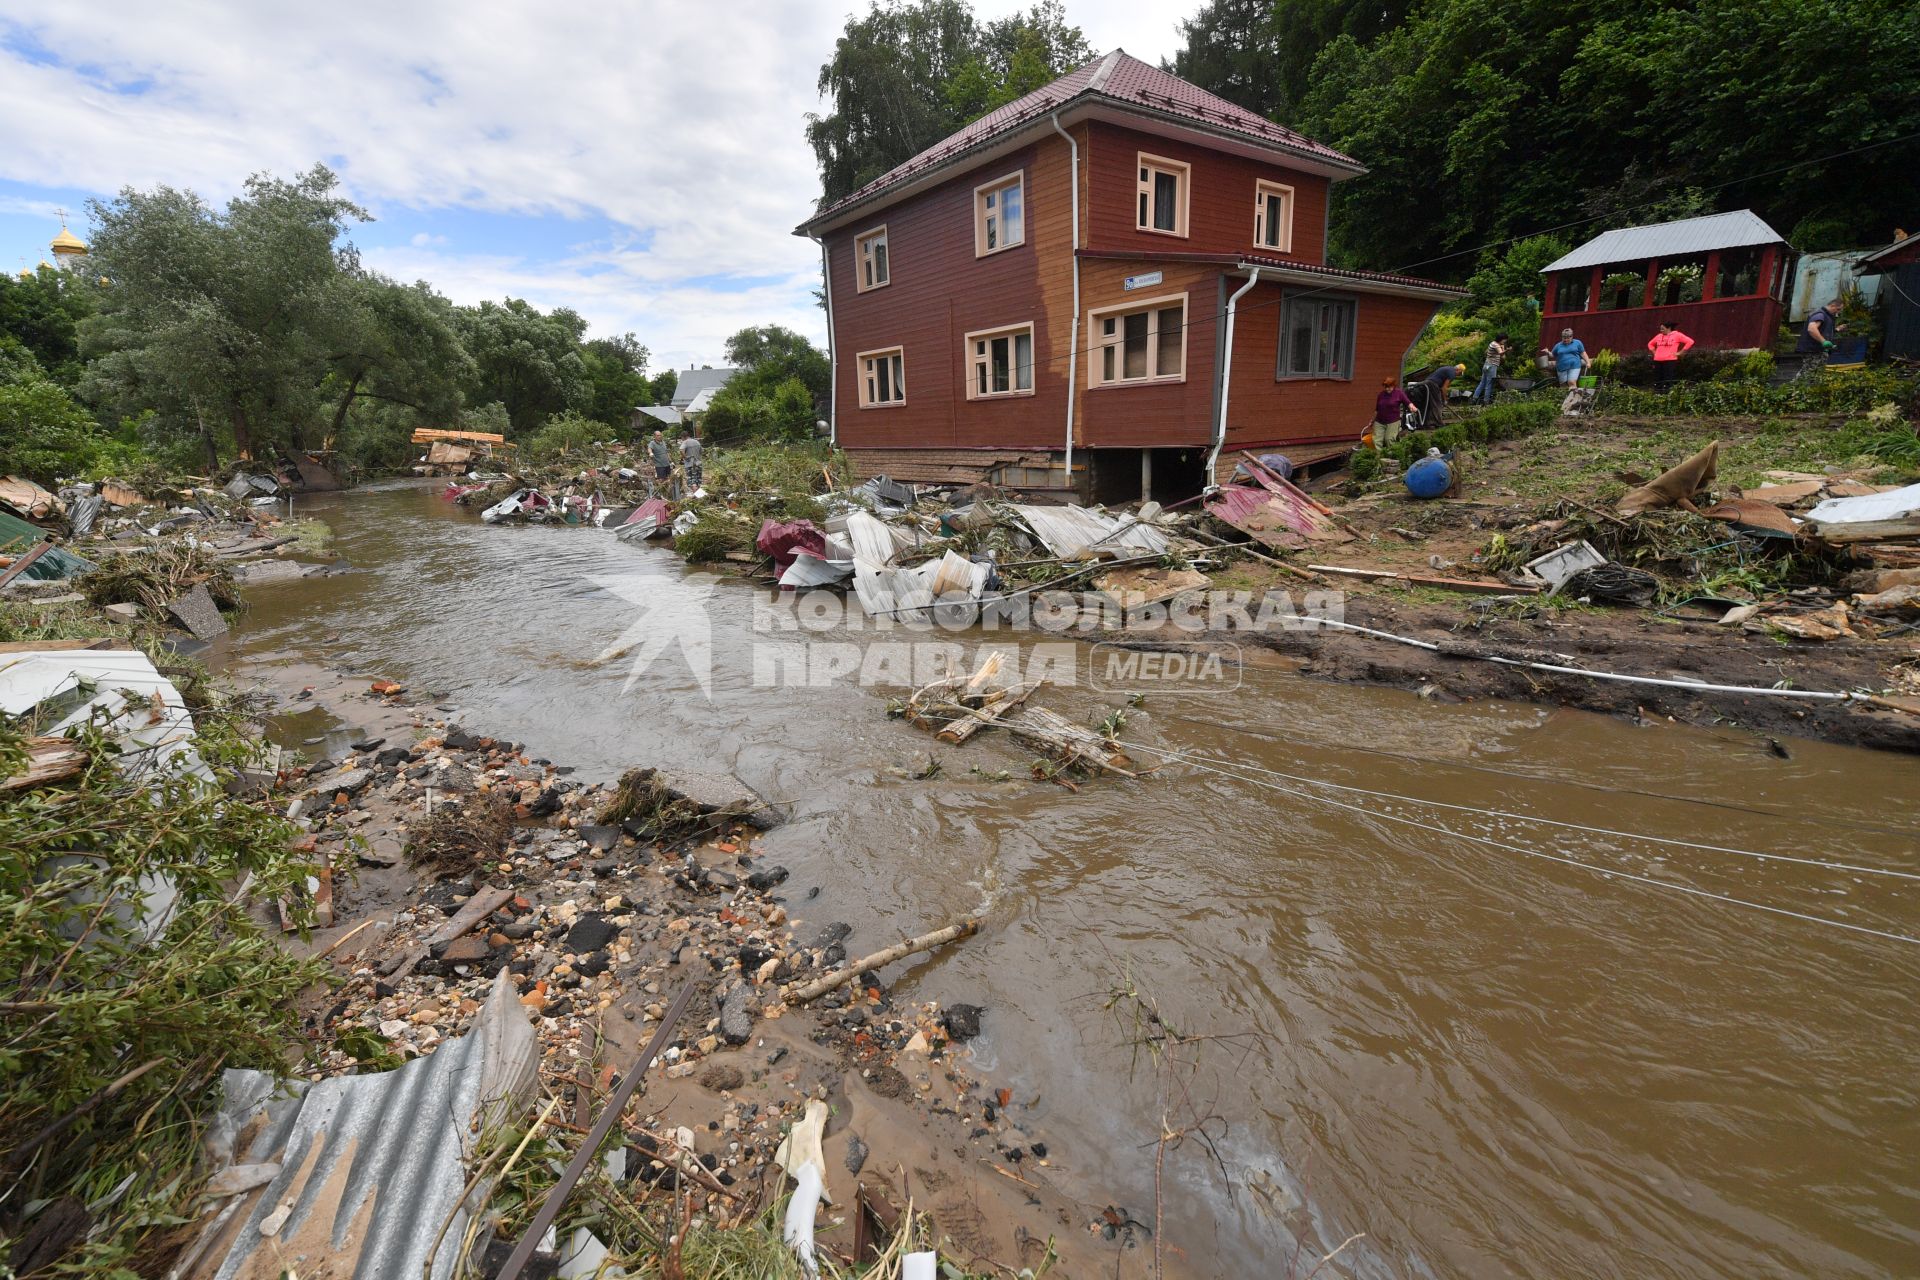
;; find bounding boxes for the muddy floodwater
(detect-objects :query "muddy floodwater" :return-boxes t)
[230,480,1919,1279]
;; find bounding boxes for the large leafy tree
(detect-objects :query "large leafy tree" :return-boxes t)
[579,331,652,430]
[320,274,471,448]
[455,298,589,435]
[724,325,831,404]
[806,0,1093,206]
[0,265,94,386]
[1166,0,1920,276]
[81,166,365,460]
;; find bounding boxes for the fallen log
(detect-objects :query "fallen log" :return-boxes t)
[784,918,980,1004]
[1005,706,1138,776]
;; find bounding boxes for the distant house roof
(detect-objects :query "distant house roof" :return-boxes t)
[670,367,737,409]
[1542,210,1786,274]
[799,50,1362,234]
[636,405,683,425]
[684,386,722,415]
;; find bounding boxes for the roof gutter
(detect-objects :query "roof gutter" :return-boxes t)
[1050,111,1080,489]
[807,231,836,445]
[1206,266,1261,488]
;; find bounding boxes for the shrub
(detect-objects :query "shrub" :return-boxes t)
[673,509,755,562]
[523,410,601,460]
[0,375,104,484]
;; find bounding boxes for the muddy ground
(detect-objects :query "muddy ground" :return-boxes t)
[248,663,1143,1277]
[1187,415,1920,753]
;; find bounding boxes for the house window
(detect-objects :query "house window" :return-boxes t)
[1277,294,1356,380]
[1136,154,1190,237]
[1253,180,1293,251]
[966,323,1035,398]
[1717,246,1764,298]
[858,347,906,407]
[855,226,889,292]
[1598,263,1649,311]
[1553,271,1591,313]
[1090,295,1186,386]
[1655,255,1707,306]
[974,173,1024,257]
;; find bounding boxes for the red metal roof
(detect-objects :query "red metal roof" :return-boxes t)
[803,51,1360,229]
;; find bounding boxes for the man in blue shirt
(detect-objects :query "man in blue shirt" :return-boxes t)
[1545,328,1589,385]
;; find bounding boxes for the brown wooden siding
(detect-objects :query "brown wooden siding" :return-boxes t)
[1073,259,1220,448]
[1225,281,1439,452]
[1082,120,1329,263]
[828,137,1077,452]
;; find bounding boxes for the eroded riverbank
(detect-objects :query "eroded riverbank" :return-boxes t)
[224,479,1920,1279]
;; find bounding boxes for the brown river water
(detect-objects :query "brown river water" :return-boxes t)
[228,480,1919,1278]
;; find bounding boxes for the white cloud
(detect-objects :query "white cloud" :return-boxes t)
[0,0,1194,348]
[0,194,68,220]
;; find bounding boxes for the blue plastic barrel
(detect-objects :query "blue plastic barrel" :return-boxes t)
[1404,453,1453,499]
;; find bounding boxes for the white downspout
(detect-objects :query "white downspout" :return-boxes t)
[1049,112,1080,491]
[810,233,836,445]
[1207,266,1261,488]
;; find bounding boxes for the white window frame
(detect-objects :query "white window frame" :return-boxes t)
[1275,293,1357,381]
[1253,180,1294,252]
[855,225,890,292]
[857,345,907,408]
[964,322,1036,400]
[973,171,1025,258]
[1087,292,1189,389]
[1136,153,1191,238]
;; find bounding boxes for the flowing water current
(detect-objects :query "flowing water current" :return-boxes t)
[229,480,1919,1278]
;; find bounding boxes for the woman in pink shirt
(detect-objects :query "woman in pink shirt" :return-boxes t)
[1647,322,1695,390]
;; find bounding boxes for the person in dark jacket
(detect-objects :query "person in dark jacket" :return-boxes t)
[1797,297,1846,359]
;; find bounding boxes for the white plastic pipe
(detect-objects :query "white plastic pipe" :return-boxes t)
[1049,112,1081,491]
[903,1251,938,1280]
[782,1162,823,1275]
[1206,266,1262,489]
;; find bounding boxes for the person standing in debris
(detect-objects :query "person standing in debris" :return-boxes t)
[1417,362,1464,428]
[1797,296,1847,361]
[648,430,673,498]
[1372,377,1415,447]
[1545,328,1590,386]
[1646,321,1695,390]
[679,429,704,494]
[1471,333,1509,405]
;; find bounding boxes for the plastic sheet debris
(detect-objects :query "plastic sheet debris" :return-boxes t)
[1806,480,1920,525]
[756,519,828,575]
[779,552,854,589]
[481,488,551,524]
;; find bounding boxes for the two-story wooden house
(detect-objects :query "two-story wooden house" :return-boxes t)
[796,51,1464,502]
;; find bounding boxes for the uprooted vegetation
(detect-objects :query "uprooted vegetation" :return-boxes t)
[405,791,517,875]
[598,767,747,842]
[79,540,242,613]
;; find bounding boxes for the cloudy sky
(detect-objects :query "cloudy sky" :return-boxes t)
[0,1,1189,372]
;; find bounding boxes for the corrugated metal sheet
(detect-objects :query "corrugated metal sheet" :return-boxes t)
[1542,210,1784,273]
[1005,504,1169,559]
[178,970,539,1280]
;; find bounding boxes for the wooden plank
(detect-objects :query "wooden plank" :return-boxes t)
[1,736,87,792]
[1307,564,1538,595]
[425,884,515,946]
[0,638,117,654]
[1807,519,1920,545]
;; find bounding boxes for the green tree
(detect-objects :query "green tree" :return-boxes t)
[724,325,830,404]
[647,368,679,406]
[0,373,105,483]
[80,165,366,461]
[524,409,603,460]
[579,331,651,430]
[320,274,471,448]
[806,0,1092,205]
[1168,0,1414,125]
[455,298,589,435]
[0,264,94,386]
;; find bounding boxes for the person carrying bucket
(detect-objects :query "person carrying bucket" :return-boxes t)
[1545,328,1590,386]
